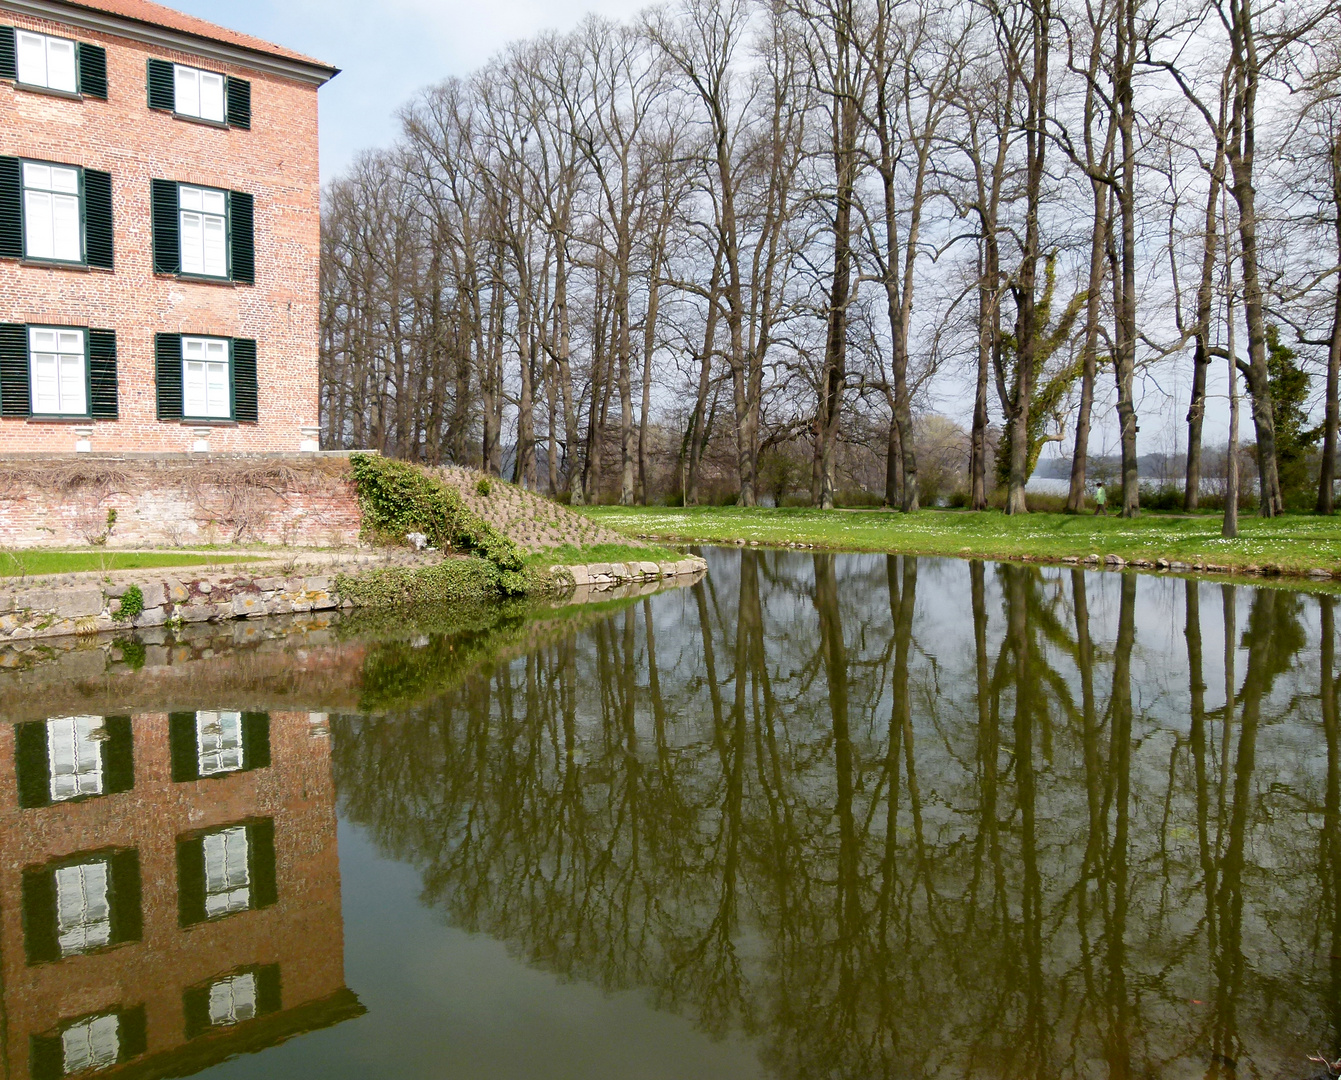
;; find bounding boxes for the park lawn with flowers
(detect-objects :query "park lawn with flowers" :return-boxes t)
[577,505,1341,577]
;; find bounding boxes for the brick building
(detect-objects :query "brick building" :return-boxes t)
[0,0,336,455]
[0,710,363,1078]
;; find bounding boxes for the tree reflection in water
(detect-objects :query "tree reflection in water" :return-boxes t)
[332,549,1339,1080]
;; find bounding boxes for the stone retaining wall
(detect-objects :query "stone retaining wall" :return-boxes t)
[0,555,709,645]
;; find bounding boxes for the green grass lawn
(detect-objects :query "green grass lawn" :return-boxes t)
[0,551,265,578]
[577,505,1341,576]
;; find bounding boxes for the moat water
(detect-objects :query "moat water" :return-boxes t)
[1,547,1339,1079]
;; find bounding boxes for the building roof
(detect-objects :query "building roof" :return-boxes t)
[33,0,338,76]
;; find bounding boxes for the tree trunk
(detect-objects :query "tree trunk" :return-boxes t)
[1319,134,1341,514]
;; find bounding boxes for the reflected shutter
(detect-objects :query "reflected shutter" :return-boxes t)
[146,57,173,110]
[231,337,258,422]
[102,715,134,794]
[0,27,14,80]
[119,1006,147,1059]
[150,178,179,274]
[0,322,29,418]
[89,329,118,419]
[225,76,251,129]
[182,984,211,1039]
[256,964,282,1014]
[247,819,277,908]
[176,837,207,927]
[168,711,199,781]
[21,867,60,963]
[14,721,51,809]
[84,169,113,269]
[155,333,182,420]
[229,190,254,284]
[0,155,21,259]
[241,711,270,768]
[107,849,142,944]
[77,42,106,98]
[29,1033,61,1080]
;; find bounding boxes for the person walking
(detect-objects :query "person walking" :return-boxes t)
[1094,483,1108,516]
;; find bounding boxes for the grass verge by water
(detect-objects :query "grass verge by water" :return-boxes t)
[0,551,264,577]
[578,505,1341,576]
[523,542,679,569]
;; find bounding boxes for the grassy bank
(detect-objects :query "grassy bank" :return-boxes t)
[578,505,1341,577]
[0,550,263,577]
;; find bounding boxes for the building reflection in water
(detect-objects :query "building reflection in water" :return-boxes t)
[0,709,362,1079]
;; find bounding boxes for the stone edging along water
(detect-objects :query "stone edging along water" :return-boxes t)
[0,555,709,645]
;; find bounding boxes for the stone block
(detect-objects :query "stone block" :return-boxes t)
[166,579,189,603]
[255,577,286,591]
[232,592,266,618]
[304,576,332,592]
[589,563,611,576]
[134,606,167,628]
[0,592,14,615]
[638,561,660,576]
[20,589,57,613]
[268,597,294,615]
[139,582,166,609]
[104,581,129,598]
[57,589,105,619]
[179,603,215,623]
[569,565,590,587]
[609,563,628,580]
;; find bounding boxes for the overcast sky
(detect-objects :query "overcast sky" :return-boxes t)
[171,0,649,182]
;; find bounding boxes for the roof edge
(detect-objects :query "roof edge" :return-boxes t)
[0,0,340,85]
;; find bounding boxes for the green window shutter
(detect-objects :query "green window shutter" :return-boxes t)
[77,42,107,98]
[107,849,143,944]
[150,178,179,274]
[146,57,173,110]
[0,27,15,80]
[89,328,118,418]
[30,1033,62,1080]
[182,983,211,1039]
[232,338,258,423]
[226,76,251,129]
[21,866,60,964]
[14,722,51,809]
[168,712,200,781]
[248,819,278,908]
[0,155,21,260]
[229,190,254,284]
[175,837,207,927]
[241,711,270,768]
[155,333,182,420]
[0,322,29,418]
[118,1006,147,1060]
[102,715,134,793]
[256,964,282,1014]
[84,169,113,269]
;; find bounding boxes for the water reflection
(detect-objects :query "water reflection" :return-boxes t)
[332,550,1337,1079]
[0,709,362,1078]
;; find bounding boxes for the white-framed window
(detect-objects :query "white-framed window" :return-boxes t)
[202,826,250,918]
[196,710,244,776]
[208,972,258,1026]
[22,162,82,263]
[61,1013,120,1075]
[173,64,225,123]
[54,860,112,956]
[16,30,76,93]
[179,185,227,278]
[182,337,230,419]
[29,327,86,416]
[47,715,104,801]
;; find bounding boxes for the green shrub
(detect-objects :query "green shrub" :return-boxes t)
[947,489,970,509]
[113,584,144,622]
[476,477,492,497]
[349,454,529,595]
[1139,483,1185,512]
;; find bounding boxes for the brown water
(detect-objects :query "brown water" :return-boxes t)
[1,548,1338,1079]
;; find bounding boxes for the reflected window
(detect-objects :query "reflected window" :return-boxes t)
[60,1012,118,1073]
[47,715,104,801]
[177,819,276,927]
[196,710,243,776]
[16,716,133,808]
[170,711,269,782]
[21,850,142,965]
[183,965,281,1039]
[55,861,111,956]
[30,1006,146,1080]
[203,826,250,918]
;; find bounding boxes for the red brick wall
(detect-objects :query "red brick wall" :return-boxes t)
[0,711,348,1076]
[0,12,322,453]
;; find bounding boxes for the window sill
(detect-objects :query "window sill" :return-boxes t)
[180,418,238,427]
[164,273,239,287]
[172,111,231,130]
[20,258,92,272]
[12,81,82,101]
[27,415,94,423]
